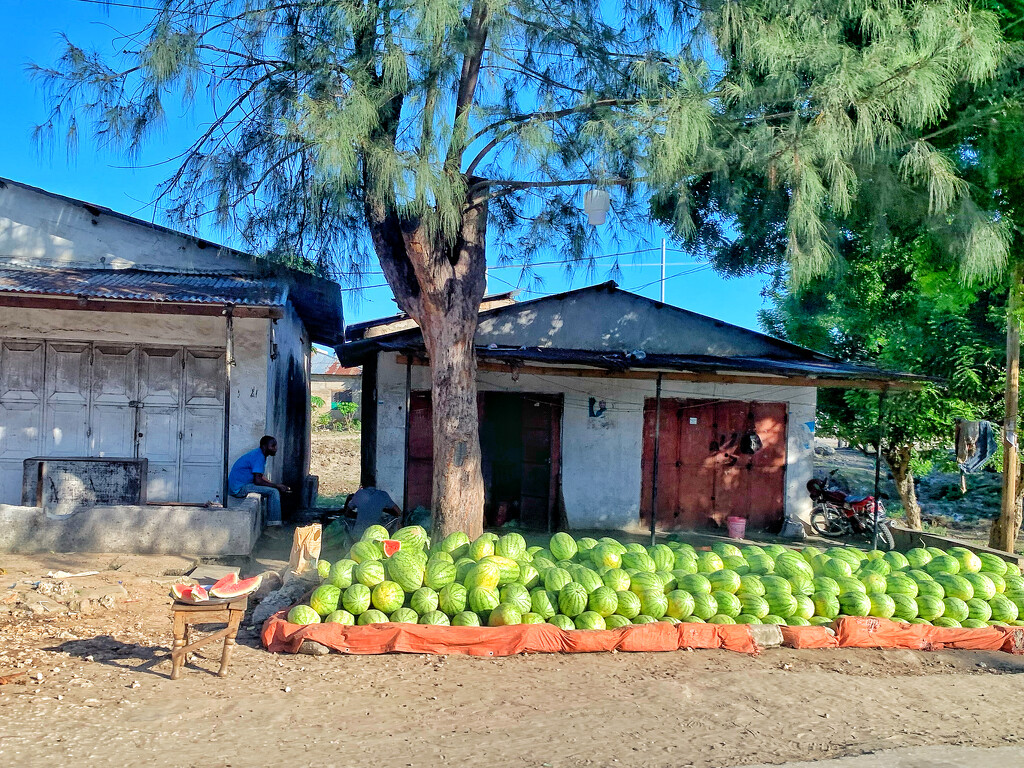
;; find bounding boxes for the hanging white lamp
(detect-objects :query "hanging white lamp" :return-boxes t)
[583,189,611,226]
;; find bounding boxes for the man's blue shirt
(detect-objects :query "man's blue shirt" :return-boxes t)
[228,447,267,496]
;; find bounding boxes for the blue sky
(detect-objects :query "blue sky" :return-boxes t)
[0,0,771,331]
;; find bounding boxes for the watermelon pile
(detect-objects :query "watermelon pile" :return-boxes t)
[284,529,1024,630]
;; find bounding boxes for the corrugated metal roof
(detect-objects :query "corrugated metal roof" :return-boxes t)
[0,267,287,306]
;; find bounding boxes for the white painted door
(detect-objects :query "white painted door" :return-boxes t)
[90,345,138,458]
[0,341,44,504]
[137,347,184,503]
[180,349,225,503]
[43,343,91,457]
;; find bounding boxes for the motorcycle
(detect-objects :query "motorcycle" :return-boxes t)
[806,476,895,551]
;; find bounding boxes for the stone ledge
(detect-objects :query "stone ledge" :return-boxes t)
[0,499,261,556]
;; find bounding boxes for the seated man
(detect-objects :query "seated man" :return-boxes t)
[228,435,290,527]
[345,475,402,540]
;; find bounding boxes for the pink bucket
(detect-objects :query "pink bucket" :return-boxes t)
[726,516,747,540]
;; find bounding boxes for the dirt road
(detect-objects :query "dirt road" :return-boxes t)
[3,550,1024,768]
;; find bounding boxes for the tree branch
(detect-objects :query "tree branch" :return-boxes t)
[445,0,491,173]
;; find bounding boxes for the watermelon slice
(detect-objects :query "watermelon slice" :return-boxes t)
[171,583,209,603]
[382,539,402,557]
[209,573,263,599]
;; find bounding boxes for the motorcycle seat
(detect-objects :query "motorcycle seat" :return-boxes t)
[846,494,870,503]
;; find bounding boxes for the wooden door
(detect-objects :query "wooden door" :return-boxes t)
[43,342,91,457]
[90,344,138,458]
[0,340,44,504]
[137,347,183,502]
[519,395,562,531]
[641,398,787,532]
[405,391,434,511]
[180,349,225,503]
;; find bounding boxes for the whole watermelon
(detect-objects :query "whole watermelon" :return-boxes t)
[712,591,742,618]
[438,583,468,617]
[934,573,973,601]
[990,593,1019,623]
[487,603,522,626]
[468,586,500,614]
[386,551,425,593]
[629,572,664,595]
[678,574,713,595]
[588,586,619,617]
[916,594,945,621]
[410,587,439,615]
[812,576,841,596]
[615,590,642,619]
[575,611,607,630]
[517,563,541,589]
[605,614,632,629]
[925,555,960,575]
[469,536,496,561]
[389,607,419,623]
[438,531,471,559]
[666,590,696,619]
[632,614,658,625]
[812,592,840,619]
[495,532,527,559]
[521,612,546,624]
[466,562,502,591]
[548,614,576,630]
[947,547,982,574]
[544,567,573,593]
[966,598,992,622]
[603,568,632,592]
[355,559,387,589]
[451,611,482,626]
[360,524,390,542]
[622,552,657,573]
[559,582,589,617]
[392,525,428,551]
[942,596,970,623]
[288,604,321,625]
[905,548,933,569]
[324,609,356,624]
[962,572,996,601]
[500,583,533,614]
[696,552,725,573]
[979,552,1009,576]
[342,583,372,615]
[549,532,578,562]
[740,593,771,619]
[592,544,623,569]
[357,609,389,625]
[891,594,919,621]
[575,568,605,594]
[708,614,738,625]
[531,588,559,619]
[371,581,405,613]
[419,610,451,626]
[691,592,718,620]
[708,570,742,594]
[309,585,342,617]
[867,592,896,619]
[424,559,457,591]
[648,544,676,572]
[349,540,383,564]
[639,589,669,619]
[839,592,871,617]
[793,594,815,621]
[327,559,358,589]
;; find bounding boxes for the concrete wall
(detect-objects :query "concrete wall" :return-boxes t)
[0,181,253,273]
[372,352,816,530]
[0,497,261,555]
[264,303,311,498]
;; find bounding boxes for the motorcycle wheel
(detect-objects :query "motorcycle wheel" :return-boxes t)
[810,504,847,538]
[870,522,896,552]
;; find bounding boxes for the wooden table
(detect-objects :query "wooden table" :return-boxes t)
[170,596,248,680]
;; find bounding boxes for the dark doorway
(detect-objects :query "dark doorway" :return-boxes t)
[404,391,562,530]
[640,398,787,532]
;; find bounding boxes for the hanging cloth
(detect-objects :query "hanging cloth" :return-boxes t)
[956,419,998,474]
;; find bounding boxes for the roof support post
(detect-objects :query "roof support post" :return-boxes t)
[650,373,663,547]
[872,387,887,550]
[222,306,234,508]
[402,355,413,514]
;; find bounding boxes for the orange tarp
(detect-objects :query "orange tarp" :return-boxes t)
[780,625,840,649]
[832,616,1024,652]
[261,611,760,656]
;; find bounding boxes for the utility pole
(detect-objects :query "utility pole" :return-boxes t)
[660,239,666,303]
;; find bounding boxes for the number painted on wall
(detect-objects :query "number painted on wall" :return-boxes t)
[251,387,259,398]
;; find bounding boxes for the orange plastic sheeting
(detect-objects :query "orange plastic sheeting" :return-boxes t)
[996,626,1024,655]
[832,617,1012,651]
[261,612,759,657]
[780,625,839,649]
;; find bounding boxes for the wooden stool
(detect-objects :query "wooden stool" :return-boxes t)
[170,596,248,680]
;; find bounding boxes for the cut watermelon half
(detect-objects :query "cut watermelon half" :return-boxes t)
[382,539,402,557]
[209,572,263,599]
[171,583,209,603]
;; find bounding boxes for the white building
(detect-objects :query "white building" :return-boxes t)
[0,177,343,554]
[342,282,921,534]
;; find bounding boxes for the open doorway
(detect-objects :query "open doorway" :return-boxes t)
[405,391,563,530]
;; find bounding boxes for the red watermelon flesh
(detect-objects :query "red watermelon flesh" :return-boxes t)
[171,583,209,603]
[210,573,263,599]
[382,539,402,557]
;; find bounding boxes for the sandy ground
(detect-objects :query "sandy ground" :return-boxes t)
[3,545,1024,768]
[309,431,361,502]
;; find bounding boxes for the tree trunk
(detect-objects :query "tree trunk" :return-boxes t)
[991,263,1024,552]
[368,193,489,541]
[883,445,921,530]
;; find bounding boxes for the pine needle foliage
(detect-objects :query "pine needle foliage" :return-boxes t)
[30,0,1008,286]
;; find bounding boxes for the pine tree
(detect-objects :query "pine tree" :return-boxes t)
[33,0,1006,538]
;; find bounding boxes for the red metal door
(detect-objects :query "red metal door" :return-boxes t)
[641,399,716,529]
[640,398,787,531]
